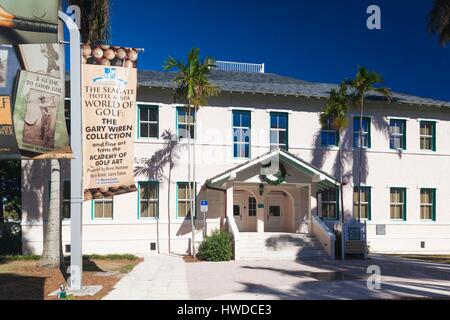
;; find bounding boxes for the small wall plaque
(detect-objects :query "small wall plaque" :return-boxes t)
[258,204,264,209]
[376,224,386,236]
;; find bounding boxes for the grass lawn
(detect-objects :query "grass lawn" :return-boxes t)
[397,255,450,265]
[0,254,143,300]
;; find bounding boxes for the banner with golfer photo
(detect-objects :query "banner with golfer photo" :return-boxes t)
[0,0,60,45]
[13,70,69,156]
[82,47,138,201]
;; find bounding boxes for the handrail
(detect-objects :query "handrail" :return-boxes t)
[312,215,336,259]
[227,216,240,242]
[312,215,336,240]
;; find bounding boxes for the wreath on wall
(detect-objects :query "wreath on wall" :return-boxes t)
[259,162,287,186]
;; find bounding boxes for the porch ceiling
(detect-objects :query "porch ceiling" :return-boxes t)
[205,149,339,191]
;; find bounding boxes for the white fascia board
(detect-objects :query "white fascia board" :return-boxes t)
[385,116,410,121]
[417,118,440,123]
[228,107,256,112]
[266,109,294,114]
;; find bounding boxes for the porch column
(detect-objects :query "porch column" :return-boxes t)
[307,184,312,236]
[256,195,265,233]
[226,187,234,219]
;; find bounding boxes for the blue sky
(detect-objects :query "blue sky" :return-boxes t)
[107,0,450,101]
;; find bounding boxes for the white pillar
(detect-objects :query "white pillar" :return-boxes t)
[226,187,234,219]
[307,184,312,236]
[256,195,265,233]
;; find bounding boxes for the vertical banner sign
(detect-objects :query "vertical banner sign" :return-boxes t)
[82,45,138,200]
[13,70,68,155]
[0,96,17,154]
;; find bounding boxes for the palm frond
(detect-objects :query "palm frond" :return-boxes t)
[428,0,450,46]
[67,0,111,44]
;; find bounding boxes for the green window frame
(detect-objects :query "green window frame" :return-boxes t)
[177,107,196,140]
[92,197,114,220]
[353,116,371,148]
[389,119,407,150]
[390,188,407,221]
[320,189,340,220]
[269,112,289,151]
[233,110,251,159]
[353,187,372,220]
[420,121,436,151]
[320,118,339,147]
[138,104,159,139]
[138,182,159,219]
[177,182,197,219]
[420,188,436,221]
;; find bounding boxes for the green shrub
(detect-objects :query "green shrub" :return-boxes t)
[86,254,139,261]
[198,230,233,262]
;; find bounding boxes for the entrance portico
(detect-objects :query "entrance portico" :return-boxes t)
[206,149,340,235]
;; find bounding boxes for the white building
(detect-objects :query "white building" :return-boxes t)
[21,63,450,259]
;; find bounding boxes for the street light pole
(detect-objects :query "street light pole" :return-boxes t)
[58,9,83,292]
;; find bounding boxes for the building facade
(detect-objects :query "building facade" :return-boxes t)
[21,69,450,257]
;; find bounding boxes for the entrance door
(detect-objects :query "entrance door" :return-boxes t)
[266,197,283,232]
[233,196,244,232]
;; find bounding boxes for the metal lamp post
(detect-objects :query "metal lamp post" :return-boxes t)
[58,9,83,292]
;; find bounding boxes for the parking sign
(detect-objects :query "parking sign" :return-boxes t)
[200,200,208,213]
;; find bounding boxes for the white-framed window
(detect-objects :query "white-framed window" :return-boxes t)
[93,197,113,220]
[321,189,338,219]
[389,119,406,150]
[138,105,159,138]
[270,112,288,150]
[390,188,406,221]
[420,121,436,151]
[139,182,159,218]
[177,182,196,218]
[177,107,196,140]
[353,117,371,148]
[353,187,371,220]
[233,110,251,158]
[420,188,436,221]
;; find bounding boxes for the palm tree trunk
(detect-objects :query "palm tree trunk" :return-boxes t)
[187,107,196,259]
[338,139,345,223]
[40,160,62,268]
[357,97,364,222]
[167,164,172,253]
[338,134,345,260]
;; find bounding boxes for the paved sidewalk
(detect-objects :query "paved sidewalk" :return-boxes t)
[104,254,450,300]
[103,254,189,300]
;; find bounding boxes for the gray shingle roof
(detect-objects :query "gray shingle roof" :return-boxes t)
[138,69,450,109]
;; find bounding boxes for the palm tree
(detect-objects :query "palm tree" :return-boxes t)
[346,67,391,221]
[66,0,111,44]
[164,48,217,259]
[39,0,112,268]
[319,82,349,223]
[428,0,450,47]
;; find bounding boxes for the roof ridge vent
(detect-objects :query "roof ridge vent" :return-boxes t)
[216,60,265,73]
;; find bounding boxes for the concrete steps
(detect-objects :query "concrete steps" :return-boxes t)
[238,233,330,261]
